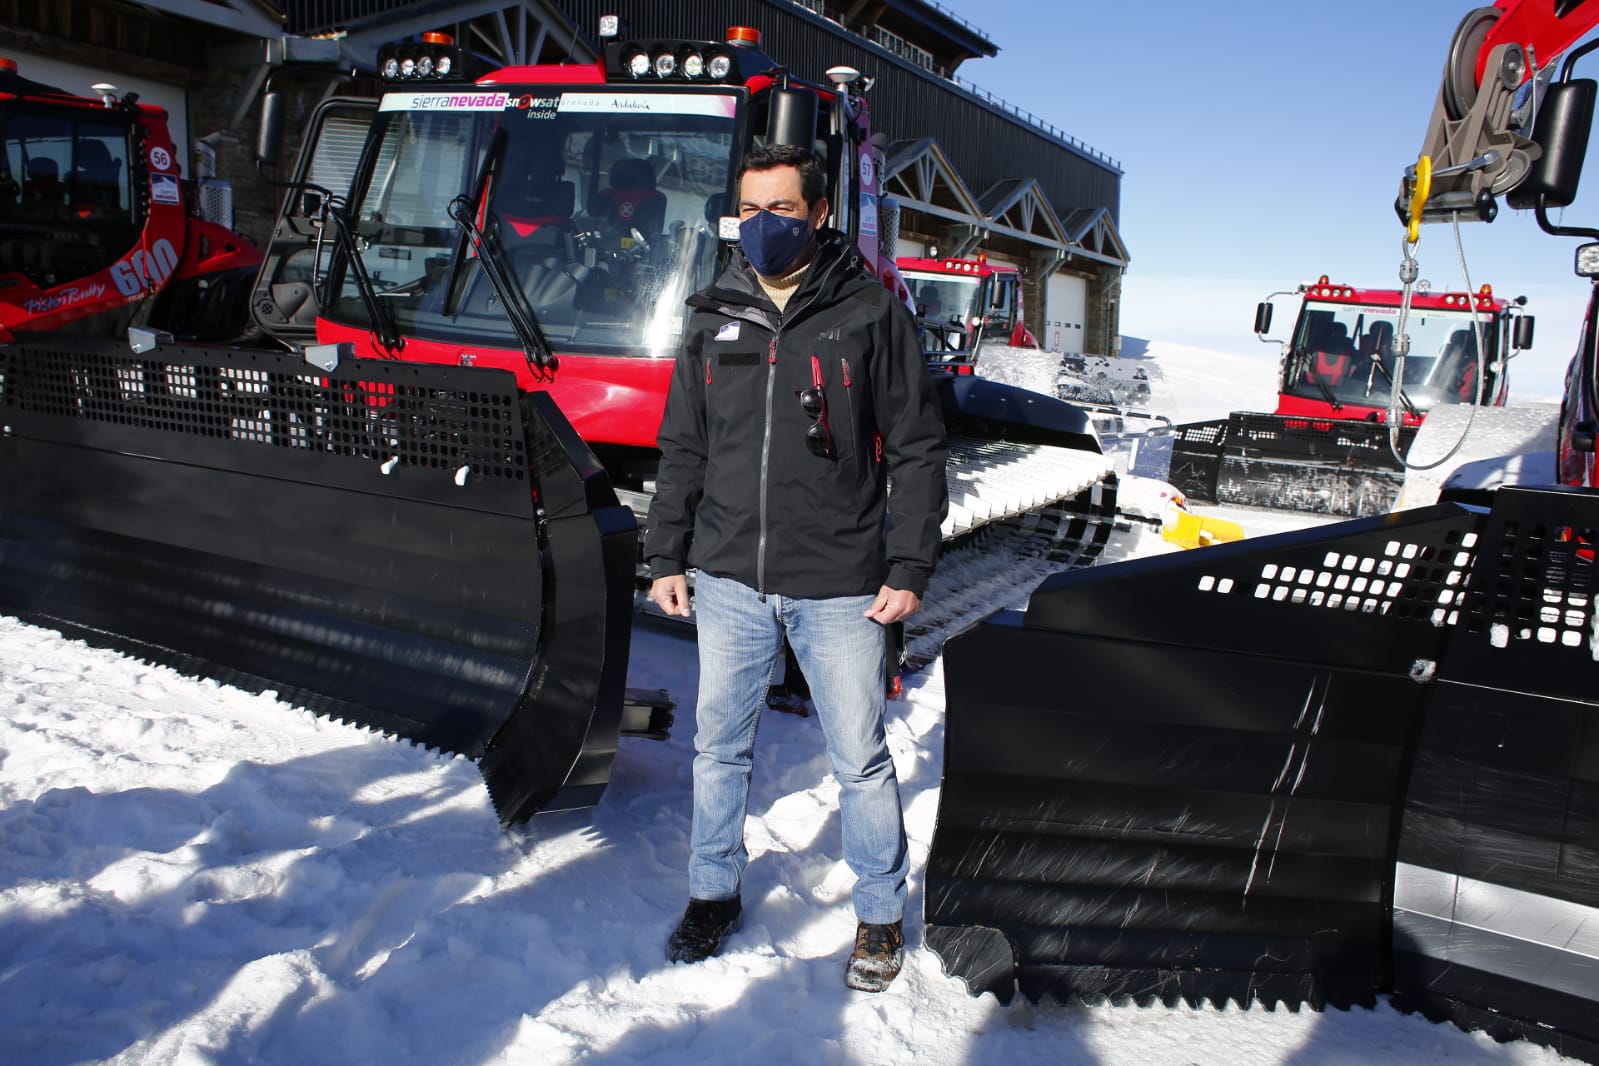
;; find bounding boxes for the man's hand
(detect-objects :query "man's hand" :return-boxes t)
[651,575,692,618]
[865,585,920,625]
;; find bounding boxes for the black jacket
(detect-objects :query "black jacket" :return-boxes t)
[644,230,948,598]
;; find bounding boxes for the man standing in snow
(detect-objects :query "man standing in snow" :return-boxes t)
[644,145,948,993]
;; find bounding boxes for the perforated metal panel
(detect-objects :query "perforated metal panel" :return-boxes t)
[196,178,234,228]
[1197,532,1478,625]
[1,339,532,503]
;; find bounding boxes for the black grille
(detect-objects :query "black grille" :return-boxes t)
[1,339,534,505]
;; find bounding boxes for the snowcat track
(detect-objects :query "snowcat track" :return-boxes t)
[926,485,1599,1060]
[902,470,1118,671]
[0,336,637,826]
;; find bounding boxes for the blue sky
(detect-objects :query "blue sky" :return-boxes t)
[934,0,1599,399]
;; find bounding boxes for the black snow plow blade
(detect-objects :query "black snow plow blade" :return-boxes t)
[926,485,1598,1061]
[1169,413,1419,517]
[0,336,639,825]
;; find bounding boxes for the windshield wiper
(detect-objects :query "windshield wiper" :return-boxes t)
[322,198,404,356]
[1302,358,1343,412]
[1364,354,1421,419]
[444,129,557,376]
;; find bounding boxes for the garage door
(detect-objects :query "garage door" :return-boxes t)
[1045,272,1087,355]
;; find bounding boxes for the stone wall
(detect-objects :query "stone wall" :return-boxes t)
[1085,272,1121,358]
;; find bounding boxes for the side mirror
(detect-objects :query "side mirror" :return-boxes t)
[1513,314,1535,350]
[1508,78,1596,210]
[1254,302,1273,335]
[255,89,285,169]
[1574,420,1597,453]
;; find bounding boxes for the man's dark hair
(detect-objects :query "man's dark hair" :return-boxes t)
[739,145,827,208]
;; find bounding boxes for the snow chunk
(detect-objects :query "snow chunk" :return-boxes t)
[973,344,1063,397]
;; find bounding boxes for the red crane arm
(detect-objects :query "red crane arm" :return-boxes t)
[1479,0,1599,88]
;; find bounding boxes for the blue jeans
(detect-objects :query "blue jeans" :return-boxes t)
[689,570,908,924]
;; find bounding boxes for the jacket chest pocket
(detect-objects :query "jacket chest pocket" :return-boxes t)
[831,355,876,471]
[707,349,764,378]
[804,352,876,482]
[704,347,768,428]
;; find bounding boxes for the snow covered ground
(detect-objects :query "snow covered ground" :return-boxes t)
[1122,339,1282,426]
[0,341,1579,1065]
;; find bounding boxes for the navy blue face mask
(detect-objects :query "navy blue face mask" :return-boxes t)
[739,209,814,277]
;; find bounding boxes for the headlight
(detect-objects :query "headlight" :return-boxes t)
[1576,242,1599,278]
[603,37,736,84]
[377,34,471,83]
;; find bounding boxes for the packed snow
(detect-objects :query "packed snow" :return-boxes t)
[1395,402,1562,508]
[0,340,1580,1065]
[1119,338,1282,425]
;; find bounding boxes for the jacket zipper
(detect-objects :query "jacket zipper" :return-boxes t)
[840,356,858,471]
[753,255,850,594]
[757,329,778,593]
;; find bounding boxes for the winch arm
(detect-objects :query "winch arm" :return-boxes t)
[1401,0,1599,234]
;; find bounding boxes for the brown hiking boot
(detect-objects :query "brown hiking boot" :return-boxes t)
[844,919,904,992]
[666,897,742,963]
[765,681,811,717]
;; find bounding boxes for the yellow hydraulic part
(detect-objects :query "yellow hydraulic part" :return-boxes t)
[1405,154,1433,243]
[1162,507,1246,550]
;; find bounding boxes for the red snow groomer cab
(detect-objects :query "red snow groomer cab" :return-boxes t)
[1264,275,1530,425]
[1166,274,1534,517]
[0,57,262,342]
[896,254,1037,364]
[253,24,1107,515]
[258,25,897,491]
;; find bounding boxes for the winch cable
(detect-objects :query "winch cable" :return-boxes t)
[1390,158,1490,473]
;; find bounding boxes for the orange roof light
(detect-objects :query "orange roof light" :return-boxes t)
[1479,283,1493,295]
[0,57,16,73]
[421,31,454,45]
[726,25,762,48]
